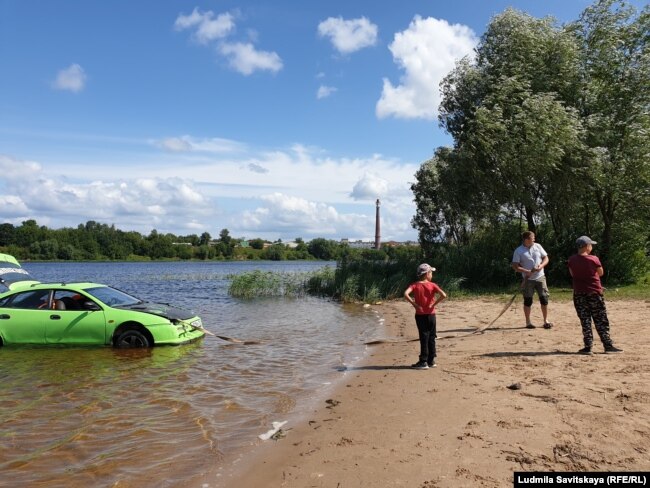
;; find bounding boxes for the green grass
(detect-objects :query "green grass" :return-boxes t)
[445,282,649,302]
[228,266,650,302]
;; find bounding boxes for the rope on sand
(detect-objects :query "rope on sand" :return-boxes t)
[369,293,520,344]
[364,338,419,345]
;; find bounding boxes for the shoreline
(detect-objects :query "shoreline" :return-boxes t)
[201,297,649,487]
[189,302,389,486]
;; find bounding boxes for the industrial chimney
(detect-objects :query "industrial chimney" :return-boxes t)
[374,198,381,250]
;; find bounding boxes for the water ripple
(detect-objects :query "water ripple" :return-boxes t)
[1,261,379,487]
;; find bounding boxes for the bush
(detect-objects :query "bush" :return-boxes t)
[228,270,311,298]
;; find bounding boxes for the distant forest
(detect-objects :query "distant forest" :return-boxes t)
[0,219,398,262]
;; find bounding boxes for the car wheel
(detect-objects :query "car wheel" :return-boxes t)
[114,329,151,348]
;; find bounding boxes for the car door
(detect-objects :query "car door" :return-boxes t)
[45,290,107,345]
[0,289,51,344]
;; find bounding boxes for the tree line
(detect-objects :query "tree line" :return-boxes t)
[0,219,385,262]
[412,0,649,287]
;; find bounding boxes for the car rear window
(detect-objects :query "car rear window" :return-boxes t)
[2,290,51,309]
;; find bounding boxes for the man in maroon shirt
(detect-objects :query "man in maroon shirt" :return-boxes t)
[567,236,623,355]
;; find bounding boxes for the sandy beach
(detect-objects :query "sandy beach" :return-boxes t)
[214,296,649,487]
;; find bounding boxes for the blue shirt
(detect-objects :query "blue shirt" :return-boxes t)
[512,243,547,281]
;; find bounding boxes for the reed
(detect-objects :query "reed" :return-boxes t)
[305,266,337,296]
[227,262,648,302]
[335,254,468,302]
[228,269,330,298]
[227,252,467,303]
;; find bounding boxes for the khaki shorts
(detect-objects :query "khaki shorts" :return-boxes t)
[522,277,549,299]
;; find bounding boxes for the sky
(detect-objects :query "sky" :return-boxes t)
[1,0,643,243]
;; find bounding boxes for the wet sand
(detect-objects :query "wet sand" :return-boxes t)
[214,296,650,487]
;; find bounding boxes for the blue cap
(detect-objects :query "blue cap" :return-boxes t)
[576,236,597,247]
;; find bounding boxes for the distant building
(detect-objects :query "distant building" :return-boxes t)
[342,238,419,249]
[340,238,375,249]
[381,240,418,247]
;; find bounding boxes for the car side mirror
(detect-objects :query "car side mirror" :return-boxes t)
[83,301,101,311]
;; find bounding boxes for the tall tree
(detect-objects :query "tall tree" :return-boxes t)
[437,8,584,232]
[199,232,211,246]
[218,229,234,258]
[0,223,15,247]
[412,1,649,285]
[307,238,340,261]
[569,0,650,270]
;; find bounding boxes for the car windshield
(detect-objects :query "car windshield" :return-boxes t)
[84,286,142,307]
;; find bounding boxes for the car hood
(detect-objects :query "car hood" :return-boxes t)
[118,302,197,321]
[0,253,40,290]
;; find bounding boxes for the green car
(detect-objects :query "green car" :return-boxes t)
[0,253,205,348]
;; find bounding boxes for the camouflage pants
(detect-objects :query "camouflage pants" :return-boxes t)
[573,293,612,347]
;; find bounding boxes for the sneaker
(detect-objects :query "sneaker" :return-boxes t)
[526,323,536,329]
[543,322,553,329]
[411,361,429,370]
[427,361,437,368]
[604,345,623,354]
[577,346,593,355]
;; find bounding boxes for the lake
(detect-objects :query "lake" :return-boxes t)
[0,261,384,487]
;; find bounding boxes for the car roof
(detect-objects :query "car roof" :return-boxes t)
[0,254,110,294]
[7,282,107,292]
[0,253,39,290]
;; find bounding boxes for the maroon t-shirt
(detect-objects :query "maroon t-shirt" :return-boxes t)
[568,254,603,294]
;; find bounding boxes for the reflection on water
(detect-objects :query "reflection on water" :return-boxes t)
[0,262,381,487]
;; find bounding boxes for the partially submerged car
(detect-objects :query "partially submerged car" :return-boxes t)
[0,253,205,348]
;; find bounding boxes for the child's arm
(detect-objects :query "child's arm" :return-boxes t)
[434,288,447,306]
[404,286,421,311]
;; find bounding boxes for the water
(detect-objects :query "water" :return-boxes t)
[0,261,383,487]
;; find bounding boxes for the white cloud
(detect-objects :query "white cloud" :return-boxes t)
[174,9,282,76]
[200,147,418,240]
[241,193,360,237]
[52,64,87,93]
[318,17,378,54]
[159,137,192,152]
[174,8,235,44]
[0,154,213,232]
[218,42,283,75]
[0,154,42,178]
[36,177,208,219]
[350,173,389,200]
[317,85,337,99]
[65,143,414,208]
[376,16,477,120]
[2,141,420,241]
[0,195,30,217]
[237,190,416,242]
[156,135,246,153]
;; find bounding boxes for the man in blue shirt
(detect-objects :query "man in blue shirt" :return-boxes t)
[511,231,552,329]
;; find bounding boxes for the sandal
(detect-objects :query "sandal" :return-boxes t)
[526,323,536,329]
[543,322,553,329]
